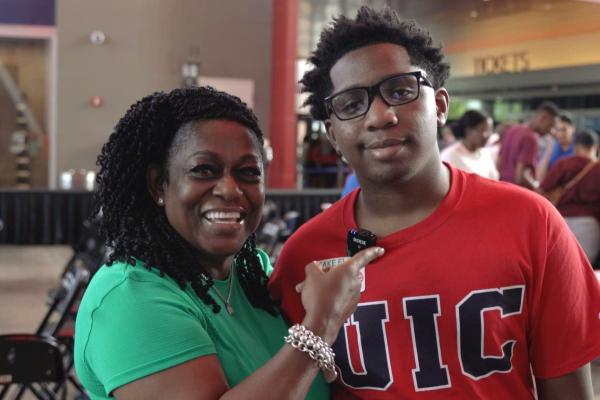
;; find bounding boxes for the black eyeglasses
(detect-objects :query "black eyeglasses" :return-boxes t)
[324,71,433,121]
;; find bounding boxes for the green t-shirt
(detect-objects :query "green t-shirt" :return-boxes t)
[74,250,329,399]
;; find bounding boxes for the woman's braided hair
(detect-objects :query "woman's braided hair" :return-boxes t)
[94,86,278,315]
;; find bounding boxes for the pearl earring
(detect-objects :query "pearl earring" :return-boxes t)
[157,198,164,206]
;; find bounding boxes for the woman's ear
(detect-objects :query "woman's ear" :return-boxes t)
[146,164,165,206]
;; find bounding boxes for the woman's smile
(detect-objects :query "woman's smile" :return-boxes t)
[202,209,246,224]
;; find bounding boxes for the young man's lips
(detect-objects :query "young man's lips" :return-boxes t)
[364,138,409,150]
[363,138,411,161]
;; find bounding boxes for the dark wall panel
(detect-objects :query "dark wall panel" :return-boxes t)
[0,0,55,26]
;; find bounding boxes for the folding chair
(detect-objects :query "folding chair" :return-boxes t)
[38,263,91,400]
[0,334,66,400]
[37,218,104,400]
[37,262,90,338]
[1,263,92,400]
[56,218,106,282]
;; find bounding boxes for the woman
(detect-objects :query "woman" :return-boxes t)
[540,129,600,265]
[74,87,383,399]
[440,110,499,180]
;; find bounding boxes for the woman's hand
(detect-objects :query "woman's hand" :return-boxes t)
[297,247,384,344]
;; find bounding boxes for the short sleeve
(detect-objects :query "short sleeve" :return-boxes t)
[516,134,538,168]
[256,248,273,277]
[82,278,216,396]
[528,206,600,378]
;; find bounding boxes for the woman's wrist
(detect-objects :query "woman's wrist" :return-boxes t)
[301,314,341,345]
[284,324,338,383]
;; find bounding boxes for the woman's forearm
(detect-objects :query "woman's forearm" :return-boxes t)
[219,339,323,400]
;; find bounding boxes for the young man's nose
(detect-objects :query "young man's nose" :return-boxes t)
[213,175,243,200]
[365,95,398,130]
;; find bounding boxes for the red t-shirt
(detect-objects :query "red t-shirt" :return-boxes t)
[540,156,600,219]
[498,125,539,183]
[269,165,600,399]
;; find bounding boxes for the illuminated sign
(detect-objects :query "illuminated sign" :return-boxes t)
[474,51,531,75]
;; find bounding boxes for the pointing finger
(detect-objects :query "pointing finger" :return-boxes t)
[347,247,385,274]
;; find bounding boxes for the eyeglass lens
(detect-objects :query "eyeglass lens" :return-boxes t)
[330,73,420,120]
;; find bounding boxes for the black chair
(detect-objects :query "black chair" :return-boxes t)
[0,334,66,400]
[39,263,91,400]
[56,218,106,283]
[256,217,288,257]
[36,219,104,400]
[0,262,92,400]
[37,262,91,338]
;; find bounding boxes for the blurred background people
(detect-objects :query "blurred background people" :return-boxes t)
[438,123,457,150]
[536,113,576,182]
[487,121,515,168]
[540,129,600,265]
[548,113,576,167]
[441,109,499,179]
[303,131,339,188]
[498,101,560,189]
[340,170,359,198]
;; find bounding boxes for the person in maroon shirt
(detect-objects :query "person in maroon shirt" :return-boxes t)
[498,102,560,189]
[541,129,600,264]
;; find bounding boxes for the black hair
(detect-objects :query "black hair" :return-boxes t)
[559,112,574,125]
[453,109,489,139]
[300,6,451,121]
[94,86,277,315]
[574,129,599,149]
[536,101,560,117]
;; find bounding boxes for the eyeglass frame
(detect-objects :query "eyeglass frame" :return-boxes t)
[323,71,434,121]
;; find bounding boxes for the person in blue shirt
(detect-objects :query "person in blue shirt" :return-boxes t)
[548,113,576,168]
[340,171,360,197]
[537,113,575,182]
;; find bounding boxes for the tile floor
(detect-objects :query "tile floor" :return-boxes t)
[1,245,599,399]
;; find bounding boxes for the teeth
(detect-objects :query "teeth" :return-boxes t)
[205,211,242,222]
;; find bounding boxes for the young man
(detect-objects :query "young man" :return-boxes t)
[269,7,600,399]
[498,101,560,189]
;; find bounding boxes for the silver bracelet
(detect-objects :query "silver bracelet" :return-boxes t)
[284,324,338,381]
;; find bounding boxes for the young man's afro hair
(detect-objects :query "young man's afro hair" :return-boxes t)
[300,6,451,121]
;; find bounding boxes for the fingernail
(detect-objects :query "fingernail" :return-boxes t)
[377,247,385,255]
